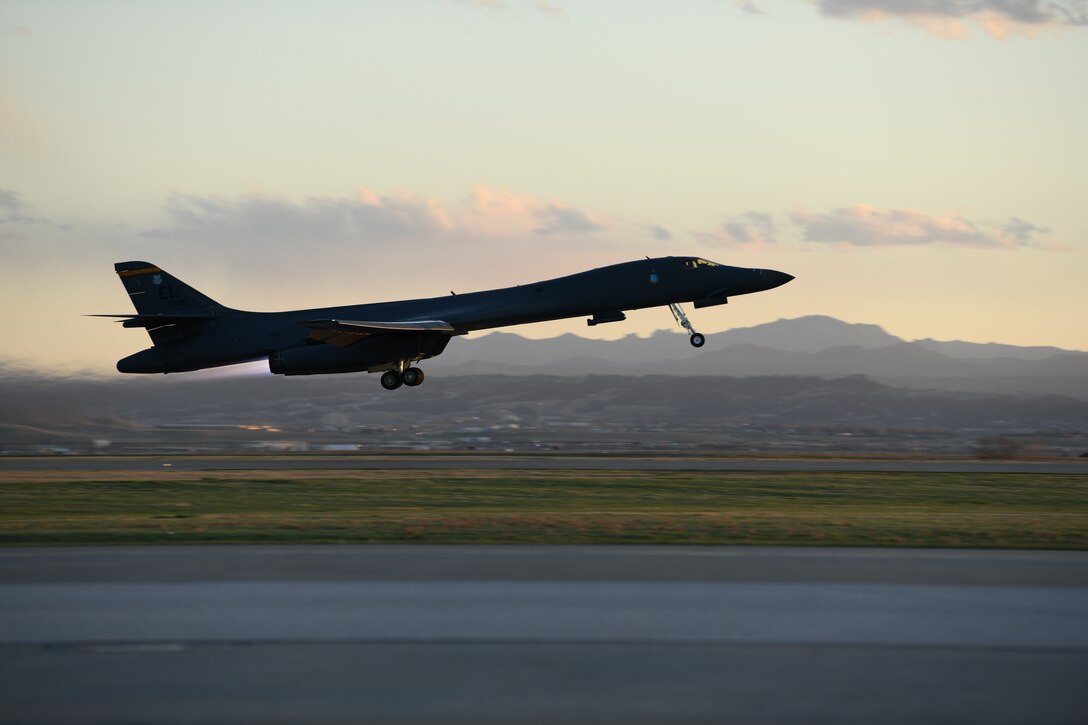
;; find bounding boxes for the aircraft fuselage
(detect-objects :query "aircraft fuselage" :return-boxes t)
[111,256,793,387]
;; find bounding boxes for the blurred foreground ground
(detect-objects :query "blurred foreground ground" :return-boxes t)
[2,545,1086,724]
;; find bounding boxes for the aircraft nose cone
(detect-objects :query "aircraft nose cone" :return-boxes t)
[762,269,794,290]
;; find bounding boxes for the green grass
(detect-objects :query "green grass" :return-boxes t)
[1,468,1086,548]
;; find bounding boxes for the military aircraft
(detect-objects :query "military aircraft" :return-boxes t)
[97,257,793,390]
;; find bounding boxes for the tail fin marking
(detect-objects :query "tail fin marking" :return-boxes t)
[114,261,226,317]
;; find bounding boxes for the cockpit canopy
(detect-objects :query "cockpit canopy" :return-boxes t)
[682,258,720,269]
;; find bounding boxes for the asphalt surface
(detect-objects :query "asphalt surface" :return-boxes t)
[3,454,1087,473]
[2,545,1087,723]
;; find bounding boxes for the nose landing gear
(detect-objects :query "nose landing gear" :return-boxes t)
[669,303,706,348]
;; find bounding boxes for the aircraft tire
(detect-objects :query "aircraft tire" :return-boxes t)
[403,367,425,386]
[380,370,403,390]
[690,333,706,348]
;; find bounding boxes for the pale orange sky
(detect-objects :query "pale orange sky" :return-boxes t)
[2,1,1086,374]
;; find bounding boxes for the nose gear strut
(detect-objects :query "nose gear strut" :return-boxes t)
[669,303,706,348]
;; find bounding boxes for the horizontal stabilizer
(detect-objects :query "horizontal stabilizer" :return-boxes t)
[305,319,456,347]
[88,313,220,328]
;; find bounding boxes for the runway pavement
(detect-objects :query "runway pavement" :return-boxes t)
[3,453,1087,473]
[2,545,1087,723]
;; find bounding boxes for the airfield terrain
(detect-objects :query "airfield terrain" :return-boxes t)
[1,454,1087,722]
[2,544,1086,723]
[1,455,1086,547]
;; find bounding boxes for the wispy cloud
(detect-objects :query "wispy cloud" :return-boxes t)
[459,0,565,15]
[534,0,565,17]
[534,205,605,235]
[124,185,622,304]
[0,189,47,239]
[648,224,673,241]
[736,0,768,16]
[146,186,608,246]
[790,204,1055,249]
[692,203,1059,250]
[812,0,1087,39]
[691,212,777,249]
[467,0,507,10]
[148,189,450,244]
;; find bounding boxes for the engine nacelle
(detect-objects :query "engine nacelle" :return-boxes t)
[269,334,451,376]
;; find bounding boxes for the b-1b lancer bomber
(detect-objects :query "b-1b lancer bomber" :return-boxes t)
[99,258,793,390]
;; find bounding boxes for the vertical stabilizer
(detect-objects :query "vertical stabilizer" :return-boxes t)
[113,261,229,347]
[114,261,226,316]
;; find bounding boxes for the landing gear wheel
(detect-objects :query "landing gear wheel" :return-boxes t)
[380,370,403,390]
[689,333,706,348]
[402,367,425,387]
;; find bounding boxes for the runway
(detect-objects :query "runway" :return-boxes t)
[3,454,1087,474]
[2,546,1087,723]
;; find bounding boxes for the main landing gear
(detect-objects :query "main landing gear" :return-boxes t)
[380,366,426,390]
[669,303,705,348]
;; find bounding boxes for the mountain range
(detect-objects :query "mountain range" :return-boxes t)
[2,315,1086,454]
[439,316,1088,399]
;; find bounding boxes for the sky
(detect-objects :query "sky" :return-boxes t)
[2,0,1087,375]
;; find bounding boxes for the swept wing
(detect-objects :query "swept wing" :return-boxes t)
[305,319,456,347]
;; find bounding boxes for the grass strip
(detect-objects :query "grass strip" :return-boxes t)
[1,469,1085,548]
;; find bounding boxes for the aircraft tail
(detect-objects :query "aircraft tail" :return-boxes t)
[114,261,226,316]
[110,261,229,347]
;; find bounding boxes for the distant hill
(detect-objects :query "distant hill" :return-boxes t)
[711,315,902,352]
[439,316,1088,399]
[913,339,1079,360]
[1,366,1086,455]
[442,316,905,368]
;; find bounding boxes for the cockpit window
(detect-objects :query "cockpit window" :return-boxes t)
[683,258,720,269]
